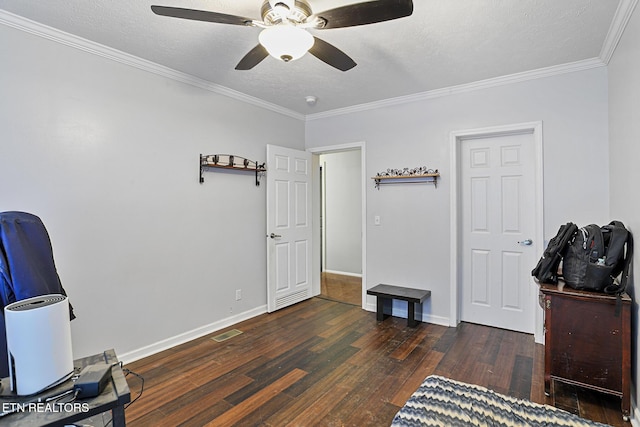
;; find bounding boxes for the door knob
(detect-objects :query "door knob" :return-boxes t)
[269,233,282,239]
[518,239,533,246]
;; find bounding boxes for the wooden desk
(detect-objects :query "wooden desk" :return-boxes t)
[540,283,631,421]
[367,284,431,327]
[0,349,130,426]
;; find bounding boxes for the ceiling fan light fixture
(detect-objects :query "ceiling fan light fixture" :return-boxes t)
[259,25,314,62]
[272,2,291,21]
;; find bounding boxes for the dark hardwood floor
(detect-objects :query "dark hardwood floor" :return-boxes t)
[320,271,361,306]
[124,297,627,426]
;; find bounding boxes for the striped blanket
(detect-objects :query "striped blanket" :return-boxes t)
[391,375,608,427]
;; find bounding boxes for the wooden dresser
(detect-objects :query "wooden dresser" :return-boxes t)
[540,282,631,421]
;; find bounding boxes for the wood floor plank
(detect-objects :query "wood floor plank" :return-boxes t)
[311,319,365,353]
[577,387,614,426]
[488,331,519,393]
[552,381,581,415]
[431,324,459,353]
[315,358,392,426]
[124,294,627,426]
[390,349,445,407]
[389,324,434,361]
[225,338,322,406]
[508,354,534,399]
[271,363,358,427]
[324,301,366,326]
[530,342,547,403]
[477,326,502,365]
[130,409,172,427]
[285,338,361,397]
[175,351,258,389]
[386,327,447,395]
[150,373,254,426]
[433,323,475,379]
[230,392,293,427]
[177,401,233,427]
[203,368,307,427]
[125,368,205,423]
[320,272,362,306]
[284,384,353,427]
[266,326,324,351]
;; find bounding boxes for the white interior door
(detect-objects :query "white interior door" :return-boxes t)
[266,144,313,312]
[460,132,537,333]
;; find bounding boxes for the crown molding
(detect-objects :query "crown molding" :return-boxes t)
[0,10,305,121]
[306,0,637,121]
[2,2,633,124]
[599,0,638,64]
[305,58,606,121]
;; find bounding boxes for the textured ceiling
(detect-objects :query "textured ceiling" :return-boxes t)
[0,0,623,115]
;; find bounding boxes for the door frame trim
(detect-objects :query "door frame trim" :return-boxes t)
[449,122,544,343]
[308,142,366,309]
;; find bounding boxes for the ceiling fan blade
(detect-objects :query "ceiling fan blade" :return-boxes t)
[308,37,357,71]
[151,5,254,26]
[312,0,413,29]
[235,44,269,70]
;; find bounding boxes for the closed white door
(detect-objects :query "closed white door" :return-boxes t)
[266,144,313,312]
[460,132,537,333]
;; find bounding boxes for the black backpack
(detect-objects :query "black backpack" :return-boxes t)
[562,220,633,295]
[531,222,578,284]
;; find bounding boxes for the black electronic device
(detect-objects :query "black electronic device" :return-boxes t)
[74,363,112,399]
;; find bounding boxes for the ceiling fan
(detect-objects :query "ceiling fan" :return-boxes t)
[151,0,414,71]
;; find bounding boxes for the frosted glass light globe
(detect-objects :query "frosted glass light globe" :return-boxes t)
[259,25,314,62]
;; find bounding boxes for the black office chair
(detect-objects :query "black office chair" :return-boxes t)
[0,211,75,378]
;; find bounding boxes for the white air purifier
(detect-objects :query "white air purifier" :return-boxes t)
[4,294,74,395]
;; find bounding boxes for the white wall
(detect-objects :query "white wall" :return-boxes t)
[608,3,640,421]
[320,151,362,275]
[306,68,610,324]
[0,23,304,360]
[0,9,617,374]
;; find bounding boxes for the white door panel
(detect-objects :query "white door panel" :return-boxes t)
[267,144,313,312]
[461,133,536,333]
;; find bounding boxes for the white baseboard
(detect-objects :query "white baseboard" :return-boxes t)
[118,305,267,364]
[323,269,362,278]
[364,302,450,327]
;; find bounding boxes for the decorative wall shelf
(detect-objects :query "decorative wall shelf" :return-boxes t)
[372,168,439,189]
[200,154,266,186]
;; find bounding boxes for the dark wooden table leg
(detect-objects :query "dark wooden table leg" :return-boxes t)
[622,388,630,421]
[112,405,126,427]
[407,302,417,327]
[544,376,551,397]
[376,296,386,321]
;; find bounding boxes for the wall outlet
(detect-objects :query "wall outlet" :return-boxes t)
[374,215,381,226]
[235,289,242,301]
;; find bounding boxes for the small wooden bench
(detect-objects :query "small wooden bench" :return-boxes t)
[367,284,431,327]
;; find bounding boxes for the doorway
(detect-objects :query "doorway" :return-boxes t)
[309,143,366,308]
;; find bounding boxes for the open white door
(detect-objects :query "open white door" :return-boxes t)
[266,144,313,312]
